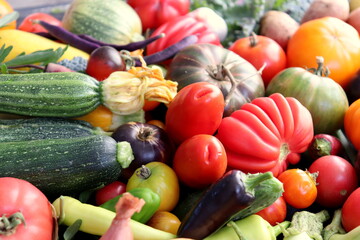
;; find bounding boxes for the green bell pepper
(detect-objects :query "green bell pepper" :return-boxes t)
[100,187,160,223]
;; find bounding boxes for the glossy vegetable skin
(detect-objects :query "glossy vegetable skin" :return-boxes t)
[173,134,227,189]
[216,93,314,177]
[168,43,265,117]
[126,162,180,212]
[266,56,349,134]
[146,211,181,235]
[165,82,225,145]
[287,17,360,89]
[111,122,175,180]
[308,155,358,208]
[307,134,343,160]
[127,0,190,31]
[100,187,161,223]
[341,187,360,232]
[0,177,53,239]
[228,33,287,86]
[344,98,360,150]
[177,170,275,239]
[277,169,317,209]
[95,181,127,206]
[146,15,221,59]
[256,196,287,226]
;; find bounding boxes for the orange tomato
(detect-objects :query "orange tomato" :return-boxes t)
[277,169,317,209]
[344,98,360,150]
[287,17,360,89]
[0,0,16,29]
[146,211,181,235]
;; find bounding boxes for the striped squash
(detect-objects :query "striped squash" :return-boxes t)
[62,0,144,45]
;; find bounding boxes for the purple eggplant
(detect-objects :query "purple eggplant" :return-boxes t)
[308,133,343,160]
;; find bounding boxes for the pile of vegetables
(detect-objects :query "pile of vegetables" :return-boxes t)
[0,0,360,239]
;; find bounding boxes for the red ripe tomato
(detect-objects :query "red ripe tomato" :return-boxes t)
[172,134,227,189]
[0,177,53,239]
[229,33,287,86]
[308,155,358,208]
[277,169,317,209]
[165,82,225,145]
[18,12,62,33]
[342,187,360,232]
[256,196,287,226]
[127,0,190,31]
[95,181,127,205]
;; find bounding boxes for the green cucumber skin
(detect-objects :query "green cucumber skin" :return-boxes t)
[0,135,121,196]
[0,72,101,117]
[0,118,104,143]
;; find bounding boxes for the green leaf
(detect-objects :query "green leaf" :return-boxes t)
[0,11,19,29]
[0,64,8,74]
[63,219,82,240]
[4,46,68,67]
[0,44,12,63]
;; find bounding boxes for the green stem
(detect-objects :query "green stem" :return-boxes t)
[136,165,152,180]
[323,209,345,240]
[228,221,248,240]
[0,212,26,236]
[273,221,291,237]
[244,172,273,191]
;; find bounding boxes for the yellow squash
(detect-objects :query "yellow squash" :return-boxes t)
[0,29,89,61]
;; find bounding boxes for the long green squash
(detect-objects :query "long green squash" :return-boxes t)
[0,70,177,117]
[0,134,132,197]
[0,117,105,142]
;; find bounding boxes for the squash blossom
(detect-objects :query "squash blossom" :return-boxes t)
[101,64,178,115]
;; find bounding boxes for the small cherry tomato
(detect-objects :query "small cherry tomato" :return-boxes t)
[95,181,127,205]
[228,33,287,86]
[172,134,227,189]
[308,155,358,208]
[341,187,360,232]
[18,12,62,33]
[277,168,317,209]
[146,210,181,235]
[256,196,287,226]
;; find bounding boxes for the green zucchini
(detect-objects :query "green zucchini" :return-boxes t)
[0,134,131,197]
[0,117,106,142]
[0,72,100,117]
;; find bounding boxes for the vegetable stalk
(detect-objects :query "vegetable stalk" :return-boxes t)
[323,209,360,240]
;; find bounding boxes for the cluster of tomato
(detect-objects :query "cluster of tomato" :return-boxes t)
[1,0,360,238]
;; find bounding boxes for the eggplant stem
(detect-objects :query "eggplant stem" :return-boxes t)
[245,171,273,191]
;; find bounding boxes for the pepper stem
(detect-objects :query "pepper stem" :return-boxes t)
[272,221,291,237]
[227,221,249,240]
[136,165,152,179]
[0,212,26,236]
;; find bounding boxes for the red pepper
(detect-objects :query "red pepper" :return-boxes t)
[146,15,221,58]
[216,93,314,177]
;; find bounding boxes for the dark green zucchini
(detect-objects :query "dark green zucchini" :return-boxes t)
[0,72,100,117]
[0,117,106,143]
[0,134,128,197]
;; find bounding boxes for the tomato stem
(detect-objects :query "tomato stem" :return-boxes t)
[136,165,152,179]
[249,32,258,47]
[0,212,26,236]
[308,56,330,77]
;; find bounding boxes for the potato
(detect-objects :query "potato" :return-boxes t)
[347,7,360,34]
[301,0,350,23]
[259,10,299,51]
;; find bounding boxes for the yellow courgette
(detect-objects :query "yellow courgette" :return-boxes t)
[0,29,89,61]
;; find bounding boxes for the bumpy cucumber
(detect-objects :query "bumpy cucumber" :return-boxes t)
[0,72,100,117]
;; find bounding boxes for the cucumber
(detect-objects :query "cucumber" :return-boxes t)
[0,72,100,117]
[0,117,105,142]
[0,134,125,197]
